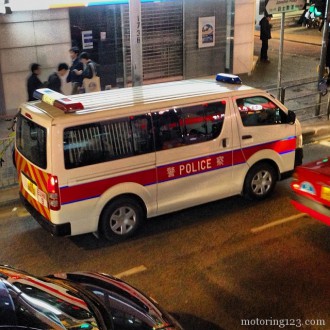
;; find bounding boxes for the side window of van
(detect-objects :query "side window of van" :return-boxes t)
[63,114,153,169]
[153,101,226,150]
[237,96,287,126]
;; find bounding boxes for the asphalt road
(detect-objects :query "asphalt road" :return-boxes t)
[0,140,329,330]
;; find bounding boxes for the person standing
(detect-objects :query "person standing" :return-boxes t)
[75,52,97,79]
[73,52,100,93]
[259,14,273,63]
[27,63,43,101]
[66,46,83,94]
[47,63,69,93]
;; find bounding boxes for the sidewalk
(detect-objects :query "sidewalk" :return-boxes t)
[0,185,19,207]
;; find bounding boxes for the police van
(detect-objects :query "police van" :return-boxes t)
[15,74,303,241]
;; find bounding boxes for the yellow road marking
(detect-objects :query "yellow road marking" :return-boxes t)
[251,213,306,233]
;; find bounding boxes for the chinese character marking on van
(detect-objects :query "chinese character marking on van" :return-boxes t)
[37,189,48,208]
[216,156,224,166]
[167,167,176,178]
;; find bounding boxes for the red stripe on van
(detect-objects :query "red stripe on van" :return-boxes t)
[59,137,296,205]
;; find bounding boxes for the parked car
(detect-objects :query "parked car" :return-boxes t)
[0,265,183,329]
[291,156,330,226]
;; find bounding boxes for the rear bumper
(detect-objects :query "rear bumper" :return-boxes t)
[291,193,330,226]
[20,193,71,236]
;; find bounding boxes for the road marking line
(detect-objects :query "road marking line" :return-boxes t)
[115,265,147,279]
[251,213,306,233]
[14,207,30,217]
[319,141,330,147]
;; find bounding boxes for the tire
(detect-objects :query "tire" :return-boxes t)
[243,162,277,200]
[99,197,144,241]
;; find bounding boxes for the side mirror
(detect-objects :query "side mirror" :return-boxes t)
[287,110,296,125]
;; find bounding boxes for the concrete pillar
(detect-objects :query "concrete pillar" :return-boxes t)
[129,0,143,86]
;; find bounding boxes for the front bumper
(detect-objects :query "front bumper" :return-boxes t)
[291,193,330,226]
[20,193,71,236]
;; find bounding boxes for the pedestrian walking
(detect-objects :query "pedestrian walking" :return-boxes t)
[27,63,43,101]
[47,63,69,93]
[259,14,273,63]
[66,46,83,95]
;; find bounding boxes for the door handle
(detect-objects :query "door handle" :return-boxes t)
[242,135,252,140]
[222,138,227,148]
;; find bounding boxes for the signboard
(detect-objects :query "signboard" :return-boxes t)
[9,0,169,11]
[265,0,305,14]
[82,30,93,50]
[198,16,215,48]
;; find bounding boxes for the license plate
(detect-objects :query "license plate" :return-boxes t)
[321,186,330,201]
[27,179,36,195]
[21,173,48,208]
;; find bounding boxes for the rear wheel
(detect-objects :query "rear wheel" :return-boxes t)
[100,197,144,241]
[243,162,277,200]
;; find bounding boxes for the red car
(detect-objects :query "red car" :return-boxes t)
[291,157,330,226]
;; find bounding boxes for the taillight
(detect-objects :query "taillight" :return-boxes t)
[47,175,61,211]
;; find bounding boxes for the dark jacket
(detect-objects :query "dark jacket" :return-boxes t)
[27,73,43,101]
[82,60,97,79]
[67,57,83,85]
[47,72,62,93]
[259,17,272,40]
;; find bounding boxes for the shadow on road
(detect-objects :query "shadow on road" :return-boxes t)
[172,313,225,330]
[69,194,258,250]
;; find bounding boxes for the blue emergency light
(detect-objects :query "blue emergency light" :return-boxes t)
[216,73,242,84]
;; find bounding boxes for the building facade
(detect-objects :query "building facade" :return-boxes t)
[0,0,255,116]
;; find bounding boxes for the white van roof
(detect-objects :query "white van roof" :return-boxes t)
[23,78,259,123]
[71,78,254,112]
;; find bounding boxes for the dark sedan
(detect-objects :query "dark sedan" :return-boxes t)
[0,265,182,330]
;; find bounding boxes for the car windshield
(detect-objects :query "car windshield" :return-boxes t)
[16,114,47,169]
[2,279,100,329]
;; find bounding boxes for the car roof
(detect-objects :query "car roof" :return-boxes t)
[22,78,259,125]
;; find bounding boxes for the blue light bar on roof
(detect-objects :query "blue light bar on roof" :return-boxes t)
[216,73,242,85]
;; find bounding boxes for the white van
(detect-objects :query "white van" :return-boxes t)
[15,74,303,241]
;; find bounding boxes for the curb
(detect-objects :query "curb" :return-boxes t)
[0,185,19,208]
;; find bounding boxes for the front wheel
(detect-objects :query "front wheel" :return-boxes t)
[99,197,144,241]
[243,163,277,200]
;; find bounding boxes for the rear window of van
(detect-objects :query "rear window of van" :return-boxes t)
[16,114,47,169]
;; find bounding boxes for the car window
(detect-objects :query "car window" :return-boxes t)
[5,280,100,329]
[82,284,168,330]
[236,96,287,126]
[16,114,47,169]
[64,114,153,169]
[152,101,226,150]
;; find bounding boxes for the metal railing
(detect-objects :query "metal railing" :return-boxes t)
[267,79,330,123]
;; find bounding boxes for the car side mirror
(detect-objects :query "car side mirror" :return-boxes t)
[287,110,296,125]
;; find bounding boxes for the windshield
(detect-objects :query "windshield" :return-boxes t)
[16,114,47,169]
[2,279,100,330]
